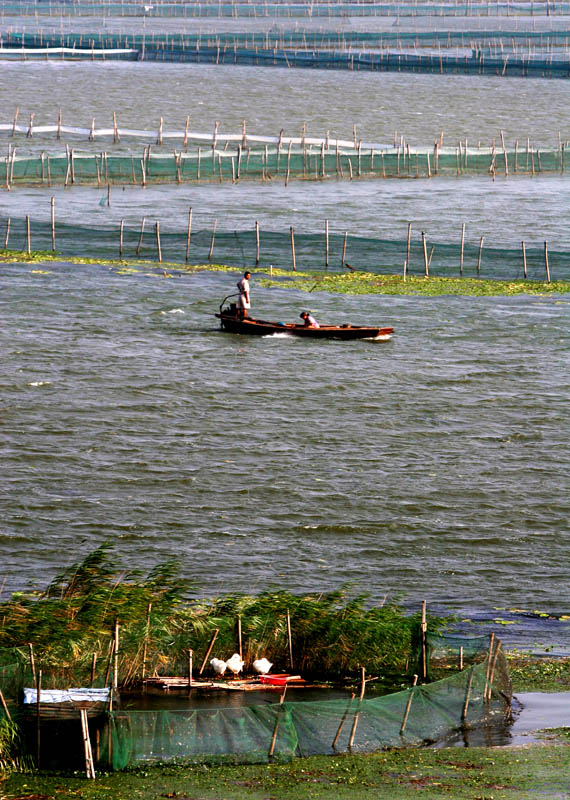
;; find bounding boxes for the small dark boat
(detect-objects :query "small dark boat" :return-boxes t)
[216,299,393,341]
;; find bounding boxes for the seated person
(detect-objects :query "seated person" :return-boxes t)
[300,311,319,328]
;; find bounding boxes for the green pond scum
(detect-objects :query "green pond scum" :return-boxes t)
[2,250,570,296]
[3,744,570,800]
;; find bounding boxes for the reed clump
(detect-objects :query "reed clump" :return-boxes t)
[0,546,444,692]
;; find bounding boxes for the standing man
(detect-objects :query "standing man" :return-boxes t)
[236,270,251,319]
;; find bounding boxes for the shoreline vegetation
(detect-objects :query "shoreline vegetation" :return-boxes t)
[2,249,570,296]
[1,550,569,797]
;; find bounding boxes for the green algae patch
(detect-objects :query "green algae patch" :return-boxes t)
[258,271,570,297]
[4,745,570,800]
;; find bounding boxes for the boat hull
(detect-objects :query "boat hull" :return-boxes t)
[216,314,393,340]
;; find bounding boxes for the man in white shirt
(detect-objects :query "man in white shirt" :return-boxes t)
[236,271,251,319]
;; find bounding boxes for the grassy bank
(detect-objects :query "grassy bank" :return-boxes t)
[3,250,569,296]
[3,742,570,800]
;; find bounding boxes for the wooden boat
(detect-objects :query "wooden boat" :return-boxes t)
[216,307,393,341]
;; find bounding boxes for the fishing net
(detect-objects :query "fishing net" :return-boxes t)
[99,647,511,769]
[2,214,567,282]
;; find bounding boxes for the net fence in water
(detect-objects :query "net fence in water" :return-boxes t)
[2,144,568,187]
[100,647,510,769]
[2,215,568,282]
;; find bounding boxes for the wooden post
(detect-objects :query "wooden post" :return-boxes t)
[237,615,243,661]
[461,667,474,724]
[544,241,551,283]
[400,674,418,735]
[341,231,348,268]
[113,620,119,691]
[29,642,37,686]
[459,646,464,671]
[488,639,501,696]
[477,236,484,276]
[268,685,287,758]
[107,183,111,207]
[521,241,527,279]
[187,649,193,689]
[0,688,11,721]
[56,108,61,140]
[286,609,293,669]
[80,708,96,779]
[155,222,162,263]
[119,220,124,259]
[136,217,146,257]
[422,232,429,277]
[325,218,329,270]
[421,600,427,680]
[348,667,366,751]
[26,215,31,254]
[91,653,97,687]
[483,632,495,701]
[141,602,152,680]
[290,227,296,271]
[36,669,41,768]
[185,207,192,262]
[406,223,411,274]
[255,220,260,266]
[12,107,19,137]
[50,197,55,250]
[199,629,219,675]
[332,692,355,750]
[460,222,465,276]
[208,219,217,261]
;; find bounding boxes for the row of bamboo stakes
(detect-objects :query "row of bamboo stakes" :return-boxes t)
[1,201,554,282]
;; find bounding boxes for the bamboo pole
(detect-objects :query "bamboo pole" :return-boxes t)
[348,667,366,751]
[544,241,551,283]
[341,231,348,268]
[459,646,464,671]
[422,232,429,278]
[488,639,501,696]
[237,615,242,661]
[119,220,124,259]
[199,629,219,675]
[477,236,484,276]
[26,215,31,254]
[460,222,465,276]
[36,669,41,768]
[400,674,418,735]
[522,241,527,279]
[208,219,217,261]
[113,620,119,691]
[0,688,11,721]
[187,649,193,689]
[325,218,329,270]
[461,667,474,724]
[286,609,294,669]
[185,207,192,262]
[29,642,37,686]
[421,601,427,680]
[406,223,411,274]
[290,227,296,272]
[4,216,11,249]
[255,220,260,266]
[332,692,355,750]
[136,217,146,257]
[80,708,96,779]
[268,685,287,758]
[91,653,97,687]
[141,602,152,681]
[155,222,162,263]
[50,197,55,250]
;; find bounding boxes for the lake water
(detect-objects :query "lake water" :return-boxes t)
[1,17,569,651]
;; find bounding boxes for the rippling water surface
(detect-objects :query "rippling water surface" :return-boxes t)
[2,261,568,635]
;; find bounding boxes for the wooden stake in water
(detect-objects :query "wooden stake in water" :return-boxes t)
[544,241,551,283]
[325,218,329,270]
[286,609,294,669]
[51,196,55,250]
[290,226,296,272]
[136,217,146,257]
[119,220,124,259]
[406,223,411,273]
[155,222,162,263]
[341,231,348,268]
[26,215,31,254]
[255,220,260,266]
[185,207,192,262]
[422,232,429,278]
[4,218,10,249]
[208,219,217,261]
[521,240,527,279]
[477,236,484,276]
[460,222,465,276]
[461,667,474,724]
[268,685,287,758]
